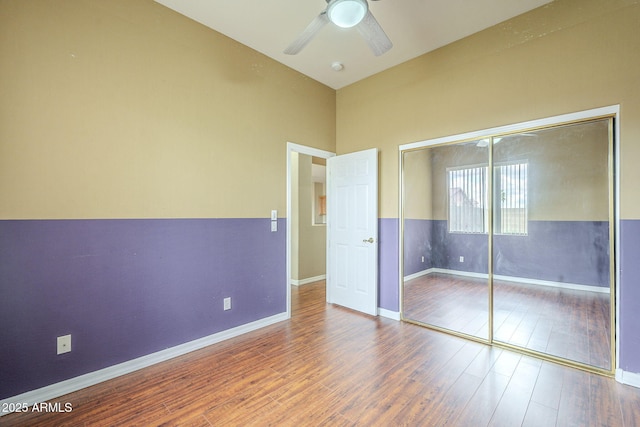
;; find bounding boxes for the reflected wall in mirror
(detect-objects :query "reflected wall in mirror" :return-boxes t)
[401,116,614,373]
[492,118,612,370]
[402,140,490,340]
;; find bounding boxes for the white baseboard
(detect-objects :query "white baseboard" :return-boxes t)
[403,268,435,282]
[616,369,640,388]
[493,273,610,294]
[404,268,610,294]
[378,307,400,321]
[291,274,326,286]
[0,312,288,417]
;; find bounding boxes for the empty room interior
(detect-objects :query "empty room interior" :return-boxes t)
[2,0,640,425]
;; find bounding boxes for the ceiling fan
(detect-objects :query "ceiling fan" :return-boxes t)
[284,0,392,56]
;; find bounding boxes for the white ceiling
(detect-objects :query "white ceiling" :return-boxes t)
[154,0,553,90]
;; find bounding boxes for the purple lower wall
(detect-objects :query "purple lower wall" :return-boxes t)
[494,221,610,287]
[378,218,399,312]
[403,219,610,287]
[431,220,490,275]
[2,216,634,400]
[403,219,433,276]
[0,218,286,400]
[619,220,640,373]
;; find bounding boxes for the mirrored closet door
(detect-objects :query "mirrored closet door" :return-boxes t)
[491,118,613,371]
[402,140,490,340]
[401,115,615,373]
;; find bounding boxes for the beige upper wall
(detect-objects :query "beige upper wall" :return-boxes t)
[337,0,640,219]
[4,0,638,220]
[0,0,336,219]
[402,148,433,220]
[292,154,326,281]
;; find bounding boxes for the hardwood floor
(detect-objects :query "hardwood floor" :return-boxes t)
[403,273,611,369]
[3,280,639,426]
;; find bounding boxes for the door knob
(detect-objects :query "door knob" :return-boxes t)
[363,237,374,243]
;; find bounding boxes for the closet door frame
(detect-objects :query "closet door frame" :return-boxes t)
[398,105,619,376]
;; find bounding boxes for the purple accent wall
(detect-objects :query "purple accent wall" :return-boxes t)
[403,219,433,276]
[494,221,610,287]
[0,218,286,399]
[619,220,640,373]
[431,220,489,275]
[404,219,609,287]
[2,217,633,400]
[378,218,399,312]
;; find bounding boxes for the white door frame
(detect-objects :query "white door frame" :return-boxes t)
[286,142,335,318]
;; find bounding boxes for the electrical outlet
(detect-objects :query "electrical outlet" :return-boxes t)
[459,256,464,263]
[57,334,71,355]
[223,297,231,311]
[421,256,425,263]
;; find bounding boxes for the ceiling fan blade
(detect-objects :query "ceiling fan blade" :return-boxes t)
[284,12,330,55]
[356,10,392,56]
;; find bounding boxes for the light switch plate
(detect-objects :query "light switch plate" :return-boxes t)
[271,210,277,221]
[271,221,277,232]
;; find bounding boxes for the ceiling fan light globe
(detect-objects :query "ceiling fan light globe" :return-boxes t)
[327,0,368,28]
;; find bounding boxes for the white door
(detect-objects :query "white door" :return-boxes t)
[327,148,378,316]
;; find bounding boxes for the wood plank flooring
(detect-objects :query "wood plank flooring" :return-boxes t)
[403,273,611,369]
[3,280,638,426]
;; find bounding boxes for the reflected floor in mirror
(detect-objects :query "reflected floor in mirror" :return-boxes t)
[404,273,490,339]
[403,273,611,369]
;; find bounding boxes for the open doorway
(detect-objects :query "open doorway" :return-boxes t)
[286,142,335,317]
[290,153,327,286]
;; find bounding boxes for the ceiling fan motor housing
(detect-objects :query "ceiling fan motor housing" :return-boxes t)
[327,0,368,28]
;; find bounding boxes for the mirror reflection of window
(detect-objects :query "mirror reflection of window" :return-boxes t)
[448,166,488,234]
[495,162,528,235]
[447,162,528,235]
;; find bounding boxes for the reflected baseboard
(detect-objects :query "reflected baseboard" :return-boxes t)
[404,268,436,282]
[404,268,609,294]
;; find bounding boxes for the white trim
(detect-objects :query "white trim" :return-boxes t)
[614,105,621,373]
[291,274,326,286]
[493,274,610,294]
[378,308,401,320]
[0,312,287,416]
[404,268,435,282]
[398,151,404,316]
[287,142,335,159]
[286,142,335,318]
[405,268,610,294]
[616,369,640,389]
[399,105,620,151]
